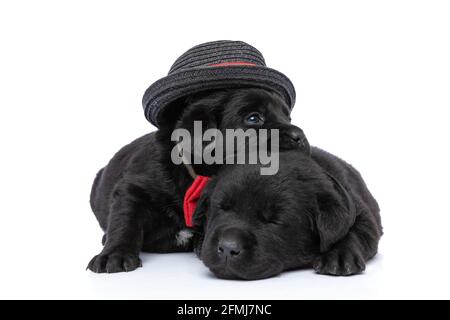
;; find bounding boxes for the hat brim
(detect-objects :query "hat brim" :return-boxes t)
[142,65,296,128]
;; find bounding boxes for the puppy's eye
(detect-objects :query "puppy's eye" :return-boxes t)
[245,112,264,125]
[258,210,282,225]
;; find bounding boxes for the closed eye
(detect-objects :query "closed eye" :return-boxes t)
[268,218,284,226]
[258,210,282,225]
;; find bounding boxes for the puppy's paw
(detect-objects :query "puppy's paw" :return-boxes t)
[313,247,365,276]
[87,252,142,273]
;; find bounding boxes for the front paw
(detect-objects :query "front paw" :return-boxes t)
[313,247,365,276]
[87,252,142,273]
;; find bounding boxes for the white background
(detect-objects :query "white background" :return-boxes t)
[0,0,449,299]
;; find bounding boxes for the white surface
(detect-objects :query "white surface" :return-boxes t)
[1,0,449,299]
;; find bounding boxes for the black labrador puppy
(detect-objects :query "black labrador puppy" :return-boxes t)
[193,148,382,279]
[88,88,309,273]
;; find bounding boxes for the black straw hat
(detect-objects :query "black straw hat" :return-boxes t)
[142,40,296,127]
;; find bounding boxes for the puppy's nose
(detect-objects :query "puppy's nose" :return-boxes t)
[217,228,245,259]
[218,239,242,258]
[287,126,305,145]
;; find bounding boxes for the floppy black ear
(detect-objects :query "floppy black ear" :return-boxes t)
[192,178,217,231]
[177,103,218,132]
[175,103,219,163]
[315,179,356,252]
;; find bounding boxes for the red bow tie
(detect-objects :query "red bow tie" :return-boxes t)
[183,176,210,227]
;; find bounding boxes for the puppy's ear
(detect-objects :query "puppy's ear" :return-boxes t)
[177,103,218,131]
[192,178,217,231]
[315,179,356,252]
[175,103,219,162]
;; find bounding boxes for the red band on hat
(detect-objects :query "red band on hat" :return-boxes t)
[208,61,257,67]
[183,176,211,227]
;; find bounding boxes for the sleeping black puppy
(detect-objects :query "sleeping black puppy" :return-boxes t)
[88,88,309,273]
[193,149,382,279]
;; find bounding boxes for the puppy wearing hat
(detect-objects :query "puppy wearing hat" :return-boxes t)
[87,40,309,273]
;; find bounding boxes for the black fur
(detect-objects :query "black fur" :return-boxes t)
[193,149,382,280]
[87,88,308,273]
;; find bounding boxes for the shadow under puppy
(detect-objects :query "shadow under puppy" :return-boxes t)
[192,148,382,280]
[88,88,309,273]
